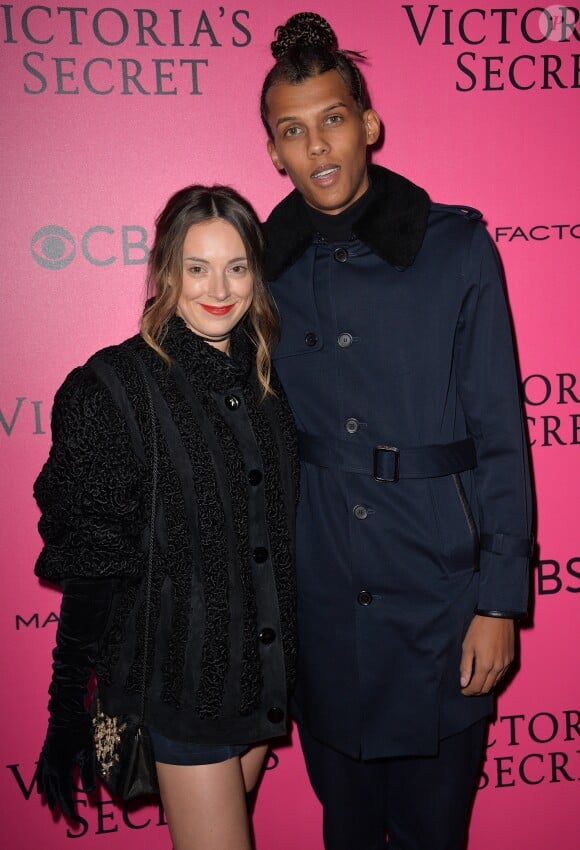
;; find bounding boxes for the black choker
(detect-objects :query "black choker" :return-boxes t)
[197,332,232,343]
[177,314,233,345]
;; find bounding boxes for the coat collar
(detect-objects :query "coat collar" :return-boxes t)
[263,165,431,281]
[160,315,254,392]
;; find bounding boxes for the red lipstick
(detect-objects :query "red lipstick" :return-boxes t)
[200,304,235,315]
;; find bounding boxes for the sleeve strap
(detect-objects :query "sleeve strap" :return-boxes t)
[480,532,534,558]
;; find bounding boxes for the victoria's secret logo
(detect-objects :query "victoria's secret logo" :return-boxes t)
[4,372,578,441]
[480,708,580,789]
[6,759,170,837]
[1,4,252,96]
[402,4,580,91]
[1,397,46,437]
[5,748,280,836]
[523,372,580,447]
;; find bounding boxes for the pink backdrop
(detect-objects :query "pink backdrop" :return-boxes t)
[1,2,578,847]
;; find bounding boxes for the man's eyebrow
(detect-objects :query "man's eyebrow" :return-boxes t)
[322,101,349,111]
[275,114,297,127]
[275,102,349,127]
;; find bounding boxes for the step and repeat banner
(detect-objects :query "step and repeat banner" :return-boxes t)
[1,2,578,848]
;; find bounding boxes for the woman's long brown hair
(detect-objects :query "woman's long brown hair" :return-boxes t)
[141,184,278,398]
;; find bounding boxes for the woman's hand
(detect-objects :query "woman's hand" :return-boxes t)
[37,578,113,816]
[38,717,97,817]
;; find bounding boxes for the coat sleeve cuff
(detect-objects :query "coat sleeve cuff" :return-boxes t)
[476,547,530,617]
[475,609,527,621]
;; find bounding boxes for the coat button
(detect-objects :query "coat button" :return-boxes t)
[334,247,348,262]
[345,417,359,434]
[357,590,373,606]
[337,332,353,348]
[253,547,268,563]
[259,627,276,645]
[248,469,262,486]
[267,707,284,723]
[224,395,240,410]
[353,505,368,520]
[305,332,318,347]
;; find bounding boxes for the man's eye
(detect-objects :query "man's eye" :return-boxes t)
[326,114,342,125]
[284,126,301,137]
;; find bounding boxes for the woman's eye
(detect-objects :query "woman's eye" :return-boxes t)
[188,265,204,274]
[230,265,248,275]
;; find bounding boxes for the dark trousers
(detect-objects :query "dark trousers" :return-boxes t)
[298,720,487,850]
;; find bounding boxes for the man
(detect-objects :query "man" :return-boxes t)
[260,12,532,850]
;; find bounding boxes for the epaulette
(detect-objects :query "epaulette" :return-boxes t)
[431,202,483,221]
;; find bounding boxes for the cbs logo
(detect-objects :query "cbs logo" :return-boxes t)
[31,224,149,269]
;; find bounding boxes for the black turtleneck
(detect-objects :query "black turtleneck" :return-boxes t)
[305,179,375,243]
[264,165,431,280]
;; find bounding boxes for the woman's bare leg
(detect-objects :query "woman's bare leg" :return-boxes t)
[241,743,269,791]
[156,757,251,850]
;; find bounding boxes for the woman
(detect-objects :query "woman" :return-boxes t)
[34,185,298,850]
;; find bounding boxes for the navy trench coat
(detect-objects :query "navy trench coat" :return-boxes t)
[265,166,532,760]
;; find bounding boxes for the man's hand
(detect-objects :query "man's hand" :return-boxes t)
[460,614,515,695]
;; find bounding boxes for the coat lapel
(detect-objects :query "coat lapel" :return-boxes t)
[264,165,431,280]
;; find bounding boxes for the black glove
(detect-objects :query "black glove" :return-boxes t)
[37,716,97,818]
[38,578,113,817]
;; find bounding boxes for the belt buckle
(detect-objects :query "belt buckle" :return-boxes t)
[373,445,400,483]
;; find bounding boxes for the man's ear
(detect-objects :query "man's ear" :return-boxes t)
[363,110,381,146]
[267,139,285,172]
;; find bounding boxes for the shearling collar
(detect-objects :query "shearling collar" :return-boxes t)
[161,315,253,392]
[263,164,431,281]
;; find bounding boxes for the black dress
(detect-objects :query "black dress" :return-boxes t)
[35,316,299,750]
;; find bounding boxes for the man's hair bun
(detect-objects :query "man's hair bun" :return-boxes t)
[271,12,337,59]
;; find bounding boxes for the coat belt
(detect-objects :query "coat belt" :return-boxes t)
[297,432,476,482]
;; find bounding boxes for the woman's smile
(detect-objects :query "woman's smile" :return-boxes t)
[177,218,254,351]
[199,304,236,315]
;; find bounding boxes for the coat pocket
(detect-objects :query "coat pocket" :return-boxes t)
[428,472,480,572]
[451,472,479,570]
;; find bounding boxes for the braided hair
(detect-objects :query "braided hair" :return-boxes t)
[260,12,369,139]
